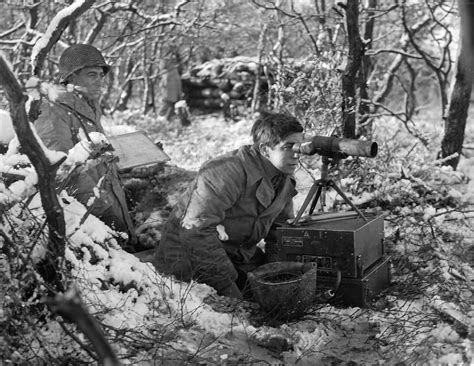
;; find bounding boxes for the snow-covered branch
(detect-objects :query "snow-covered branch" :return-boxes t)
[30,0,96,77]
[0,52,66,289]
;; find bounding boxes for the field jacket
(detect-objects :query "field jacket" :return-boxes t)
[154,145,298,293]
[34,88,134,236]
[160,66,182,103]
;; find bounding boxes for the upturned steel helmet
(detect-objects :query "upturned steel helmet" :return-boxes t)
[58,44,110,83]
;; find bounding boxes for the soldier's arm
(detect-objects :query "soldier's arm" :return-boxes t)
[265,183,296,262]
[34,101,75,153]
[179,159,244,298]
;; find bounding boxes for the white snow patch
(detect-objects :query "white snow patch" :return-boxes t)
[0,110,15,145]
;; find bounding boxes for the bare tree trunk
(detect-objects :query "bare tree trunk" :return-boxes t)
[439,0,473,170]
[146,39,160,114]
[315,0,333,49]
[273,10,285,110]
[252,24,267,112]
[341,1,362,138]
[0,55,65,291]
[102,66,115,112]
[357,0,375,138]
[403,59,417,119]
[116,57,135,111]
[464,0,474,60]
[142,40,150,114]
[142,31,154,114]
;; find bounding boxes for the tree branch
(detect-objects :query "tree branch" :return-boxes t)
[0,21,26,39]
[0,53,65,290]
[30,0,96,77]
[48,287,121,366]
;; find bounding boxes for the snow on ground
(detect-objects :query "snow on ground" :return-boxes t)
[153,113,254,171]
[121,111,473,364]
[1,110,473,364]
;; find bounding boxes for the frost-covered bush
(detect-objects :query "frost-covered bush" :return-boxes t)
[269,55,342,136]
[1,104,472,364]
[0,141,252,364]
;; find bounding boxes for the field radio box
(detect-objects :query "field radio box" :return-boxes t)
[275,212,385,278]
[274,211,390,307]
[317,255,391,307]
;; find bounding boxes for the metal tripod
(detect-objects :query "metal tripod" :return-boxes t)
[292,156,367,225]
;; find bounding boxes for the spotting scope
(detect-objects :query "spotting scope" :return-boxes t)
[292,136,378,158]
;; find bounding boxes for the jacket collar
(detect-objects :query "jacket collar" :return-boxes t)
[237,145,297,208]
[238,145,296,186]
[238,145,271,185]
[54,86,102,127]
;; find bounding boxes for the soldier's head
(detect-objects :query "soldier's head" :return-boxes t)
[58,44,110,101]
[252,111,304,175]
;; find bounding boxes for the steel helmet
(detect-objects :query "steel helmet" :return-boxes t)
[58,44,110,83]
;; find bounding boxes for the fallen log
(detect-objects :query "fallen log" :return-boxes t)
[187,97,223,109]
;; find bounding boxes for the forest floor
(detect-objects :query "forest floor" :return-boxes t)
[1,108,472,365]
[100,109,473,365]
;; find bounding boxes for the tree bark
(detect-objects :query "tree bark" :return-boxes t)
[439,0,473,170]
[252,23,267,112]
[0,55,65,290]
[357,0,376,138]
[272,6,285,110]
[341,1,362,139]
[465,0,474,60]
[115,57,135,111]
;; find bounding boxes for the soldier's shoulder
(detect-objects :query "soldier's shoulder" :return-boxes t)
[199,148,245,179]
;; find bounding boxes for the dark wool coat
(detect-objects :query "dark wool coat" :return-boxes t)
[34,88,134,235]
[160,65,182,103]
[154,145,298,293]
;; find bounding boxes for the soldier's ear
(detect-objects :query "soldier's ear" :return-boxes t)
[259,143,269,157]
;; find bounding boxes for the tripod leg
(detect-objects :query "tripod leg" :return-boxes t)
[309,185,323,215]
[292,182,319,225]
[330,182,367,221]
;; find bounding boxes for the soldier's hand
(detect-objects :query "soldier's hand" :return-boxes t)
[78,139,113,160]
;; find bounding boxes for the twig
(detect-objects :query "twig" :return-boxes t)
[48,287,121,365]
[58,320,99,361]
